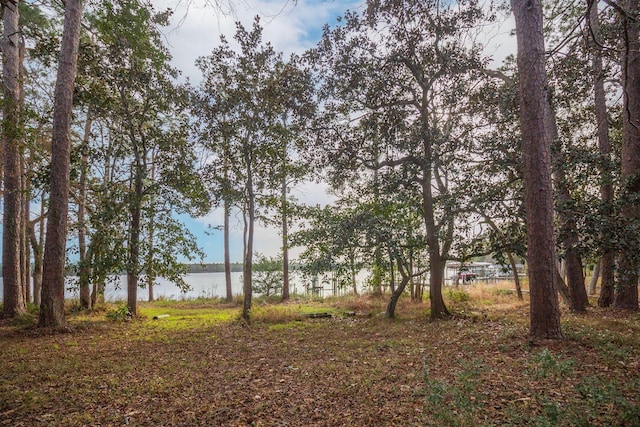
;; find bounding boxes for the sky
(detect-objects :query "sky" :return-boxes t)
[150,0,518,264]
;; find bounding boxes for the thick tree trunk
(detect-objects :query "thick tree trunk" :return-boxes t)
[512,0,562,339]
[224,198,233,302]
[78,112,92,310]
[2,0,26,318]
[39,0,83,327]
[615,0,640,310]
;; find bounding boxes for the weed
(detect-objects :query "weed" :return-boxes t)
[447,288,471,303]
[106,304,132,321]
[529,348,574,379]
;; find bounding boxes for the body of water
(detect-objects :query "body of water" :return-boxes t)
[0,271,356,302]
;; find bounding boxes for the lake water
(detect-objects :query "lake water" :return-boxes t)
[0,271,361,302]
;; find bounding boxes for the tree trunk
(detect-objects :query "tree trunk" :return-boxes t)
[281,171,290,301]
[22,167,30,304]
[507,252,524,301]
[588,260,600,295]
[386,258,410,319]
[615,0,640,310]
[29,220,43,307]
[127,162,144,316]
[40,0,83,328]
[512,0,562,339]
[588,0,616,307]
[78,111,92,310]
[242,164,255,321]
[146,149,157,303]
[224,198,233,302]
[2,0,26,318]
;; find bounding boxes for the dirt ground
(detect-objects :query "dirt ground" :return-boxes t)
[1,287,639,426]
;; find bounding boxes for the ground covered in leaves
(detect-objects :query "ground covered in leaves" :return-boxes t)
[1,284,640,426]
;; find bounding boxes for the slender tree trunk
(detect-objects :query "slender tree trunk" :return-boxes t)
[40,0,83,328]
[615,0,640,310]
[588,260,600,295]
[146,149,156,302]
[588,0,616,307]
[2,0,26,318]
[127,162,143,316]
[281,171,290,301]
[386,258,410,319]
[20,38,29,305]
[78,111,92,309]
[507,252,524,301]
[22,167,30,304]
[242,164,255,321]
[29,221,43,306]
[32,193,46,306]
[512,0,562,339]
[224,198,233,302]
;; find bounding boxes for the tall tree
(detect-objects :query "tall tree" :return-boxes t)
[2,0,27,318]
[39,0,84,327]
[615,0,640,310]
[311,0,492,319]
[586,0,616,307]
[511,0,562,338]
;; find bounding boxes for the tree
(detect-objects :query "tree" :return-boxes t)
[615,0,640,310]
[586,0,616,307]
[196,18,302,320]
[2,0,27,318]
[39,0,83,328]
[511,0,562,339]
[310,0,493,319]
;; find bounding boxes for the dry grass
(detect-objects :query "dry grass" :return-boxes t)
[1,284,639,426]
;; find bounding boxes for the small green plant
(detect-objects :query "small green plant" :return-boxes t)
[447,288,471,303]
[530,348,574,379]
[106,304,132,321]
[493,288,514,296]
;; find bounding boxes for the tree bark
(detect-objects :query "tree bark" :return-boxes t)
[224,197,233,302]
[587,0,616,307]
[78,111,92,310]
[615,0,640,310]
[242,160,255,321]
[507,252,524,301]
[2,0,26,318]
[281,169,290,301]
[512,0,562,339]
[127,158,144,316]
[386,258,410,319]
[588,260,600,296]
[40,0,83,327]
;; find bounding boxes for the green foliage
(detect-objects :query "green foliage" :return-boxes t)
[529,348,574,379]
[106,304,132,322]
[252,253,284,297]
[447,289,471,303]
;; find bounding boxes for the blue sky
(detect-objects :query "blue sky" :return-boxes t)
[157,0,518,263]
[0,2,517,267]
[155,0,362,263]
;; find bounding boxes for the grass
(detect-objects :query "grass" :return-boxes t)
[1,282,639,426]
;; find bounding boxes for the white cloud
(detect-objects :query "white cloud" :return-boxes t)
[154,0,364,83]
